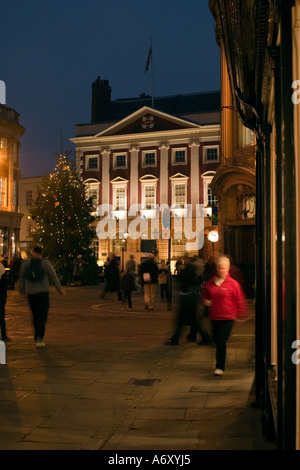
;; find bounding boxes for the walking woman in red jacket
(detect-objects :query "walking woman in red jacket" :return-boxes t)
[202,255,246,376]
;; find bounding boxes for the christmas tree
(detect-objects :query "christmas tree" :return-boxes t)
[30,153,99,284]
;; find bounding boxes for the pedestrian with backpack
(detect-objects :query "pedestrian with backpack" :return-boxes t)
[19,246,65,348]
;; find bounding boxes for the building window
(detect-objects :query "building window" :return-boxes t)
[86,155,99,170]
[174,183,186,207]
[114,154,127,168]
[92,239,99,259]
[142,151,156,167]
[203,146,219,163]
[13,180,17,206]
[172,149,186,164]
[26,190,33,207]
[0,138,7,149]
[0,178,7,207]
[114,186,127,210]
[144,184,156,209]
[85,181,99,211]
[201,171,216,208]
[207,187,218,206]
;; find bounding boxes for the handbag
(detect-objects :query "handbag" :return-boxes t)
[143,272,151,283]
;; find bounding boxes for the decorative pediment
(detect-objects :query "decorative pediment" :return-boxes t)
[110,176,128,184]
[169,173,189,181]
[139,174,158,182]
[94,107,200,137]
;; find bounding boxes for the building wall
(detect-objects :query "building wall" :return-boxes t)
[71,108,221,267]
[0,104,25,262]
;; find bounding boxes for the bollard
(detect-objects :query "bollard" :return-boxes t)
[0,340,6,364]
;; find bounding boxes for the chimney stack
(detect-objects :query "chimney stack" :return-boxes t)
[91,76,111,122]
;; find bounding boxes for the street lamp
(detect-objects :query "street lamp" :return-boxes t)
[207,230,218,258]
[121,232,129,271]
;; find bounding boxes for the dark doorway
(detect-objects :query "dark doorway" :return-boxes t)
[224,225,255,298]
[141,239,157,255]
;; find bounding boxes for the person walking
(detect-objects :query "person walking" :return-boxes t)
[19,246,65,348]
[202,255,246,375]
[120,268,136,310]
[158,260,169,301]
[140,253,159,311]
[101,253,122,300]
[0,261,8,341]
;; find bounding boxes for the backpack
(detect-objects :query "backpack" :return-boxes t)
[25,258,45,282]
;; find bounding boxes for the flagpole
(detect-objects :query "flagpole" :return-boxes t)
[145,40,154,107]
[151,40,154,107]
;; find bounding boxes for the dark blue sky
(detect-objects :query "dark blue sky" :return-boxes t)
[1,0,220,177]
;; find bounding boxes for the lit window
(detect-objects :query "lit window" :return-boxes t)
[174,183,186,206]
[0,178,7,207]
[207,187,218,206]
[115,186,126,210]
[144,185,156,209]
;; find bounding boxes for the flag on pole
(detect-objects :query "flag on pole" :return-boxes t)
[144,45,152,73]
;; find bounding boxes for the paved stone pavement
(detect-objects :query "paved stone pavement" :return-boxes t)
[0,282,276,453]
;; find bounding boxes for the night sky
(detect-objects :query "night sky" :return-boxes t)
[1,0,220,177]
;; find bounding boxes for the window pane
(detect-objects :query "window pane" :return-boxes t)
[116,187,126,210]
[88,157,98,168]
[145,185,155,208]
[208,188,218,206]
[145,152,155,165]
[0,178,6,206]
[175,183,186,206]
[116,155,126,167]
[206,148,218,160]
[26,190,33,206]
[175,150,185,162]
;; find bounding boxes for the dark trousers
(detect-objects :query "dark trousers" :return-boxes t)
[0,299,7,340]
[211,320,234,371]
[160,284,168,300]
[28,292,50,341]
[122,290,132,308]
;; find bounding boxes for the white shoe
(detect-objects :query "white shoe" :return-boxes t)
[36,341,46,348]
[214,369,224,376]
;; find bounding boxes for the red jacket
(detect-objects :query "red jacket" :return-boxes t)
[202,274,246,321]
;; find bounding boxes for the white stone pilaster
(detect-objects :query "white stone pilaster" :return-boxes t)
[130,145,139,206]
[159,143,169,205]
[101,147,111,205]
[189,139,200,211]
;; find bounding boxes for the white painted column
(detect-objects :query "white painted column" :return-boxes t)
[101,148,111,205]
[130,145,139,207]
[189,140,200,213]
[159,143,169,205]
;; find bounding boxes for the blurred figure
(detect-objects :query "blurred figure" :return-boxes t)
[158,260,169,301]
[120,267,136,311]
[0,261,8,341]
[72,254,84,285]
[126,255,136,274]
[101,253,122,300]
[204,256,217,282]
[140,253,159,311]
[166,257,211,345]
[19,246,65,348]
[10,254,23,286]
[202,255,246,376]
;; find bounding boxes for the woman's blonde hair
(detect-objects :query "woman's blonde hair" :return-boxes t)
[216,255,231,268]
